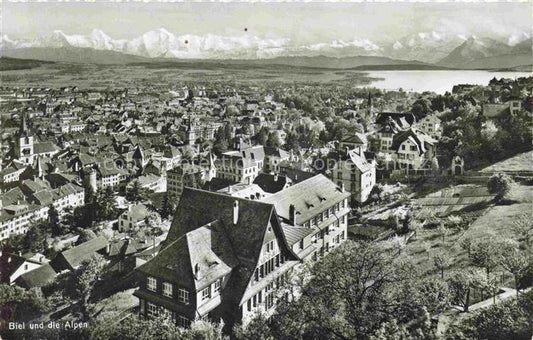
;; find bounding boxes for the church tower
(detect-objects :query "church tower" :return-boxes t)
[186,117,196,145]
[14,114,34,164]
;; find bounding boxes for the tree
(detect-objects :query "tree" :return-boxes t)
[447,270,474,312]
[0,284,50,324]
[213,126,229,156]
[411,98,432,119]
[96,187,118,221]
[415,277,450,315]
[459,237,473,256]
[499,248,530,296]
[433,251,451,279]
[401,211,412,234]
[469,240,499,276]
[437,223,450,243]
[256,127,270,146]
[512,213,533,245]
[90,315,227,340]
[22,219,48,254]
[65,255,105,322]
[266,132,282,148]
[270,241,440,340]
[126,180,144,203]
[234,315,274,340]
[448,289,533,340]
[48,204,62,236]
[487,173,514,203]
[160,193,176,219]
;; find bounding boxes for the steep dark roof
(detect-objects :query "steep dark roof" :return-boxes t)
[166,188,275,262]
[202,178,239,192]
[376,112,416,127]
[138,225,233,291]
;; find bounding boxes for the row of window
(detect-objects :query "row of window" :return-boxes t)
[302,200,346,228]
[401,144,418,152]
[247,273,287,312]
[148,276,223,304]
[254,254,284,282]
[147,277,190,304]
[146,302,190,328]
[398,154,416,160]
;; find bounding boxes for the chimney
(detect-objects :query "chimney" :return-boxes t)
[274,174,278,182]
[233,200,239,224]
[195,263,200,276]
[289,204,296,225]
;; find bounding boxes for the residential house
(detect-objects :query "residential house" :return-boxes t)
[391,128,437,171]
[167,164,206,200]
[134,187,301,329]
[0,202,48,241]
[330,139,376,203]
[372,112,415,153]
[415,114,442,138]
[118,203,150,232]
[262,174,351,262]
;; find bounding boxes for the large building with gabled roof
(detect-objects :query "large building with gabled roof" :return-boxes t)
[133,174,350,329]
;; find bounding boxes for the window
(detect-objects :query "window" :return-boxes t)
[201,286,211,301]
[247,299,252,311]
[163,282,172,297]
[266,293,275,309]
[147,277,157,292]
[177,315,190,328]
[402,145,406,150]
[410,146,417,151]
[214,279,222,293]
[178,289,189,304]
[147,302,158,317]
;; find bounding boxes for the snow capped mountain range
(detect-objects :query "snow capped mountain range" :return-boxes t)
[1,28,531,65]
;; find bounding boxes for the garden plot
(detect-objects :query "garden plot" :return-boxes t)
[413,185,493,219]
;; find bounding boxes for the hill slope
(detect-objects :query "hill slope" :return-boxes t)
[1,47,150,64]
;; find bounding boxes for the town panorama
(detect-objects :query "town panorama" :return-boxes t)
[1,2,532,340]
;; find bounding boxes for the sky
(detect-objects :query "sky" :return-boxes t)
[2,1,531,44]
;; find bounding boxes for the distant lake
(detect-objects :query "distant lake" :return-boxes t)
[360,70,532,94]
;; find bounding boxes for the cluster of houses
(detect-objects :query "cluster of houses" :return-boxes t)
[0,75,531,329]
